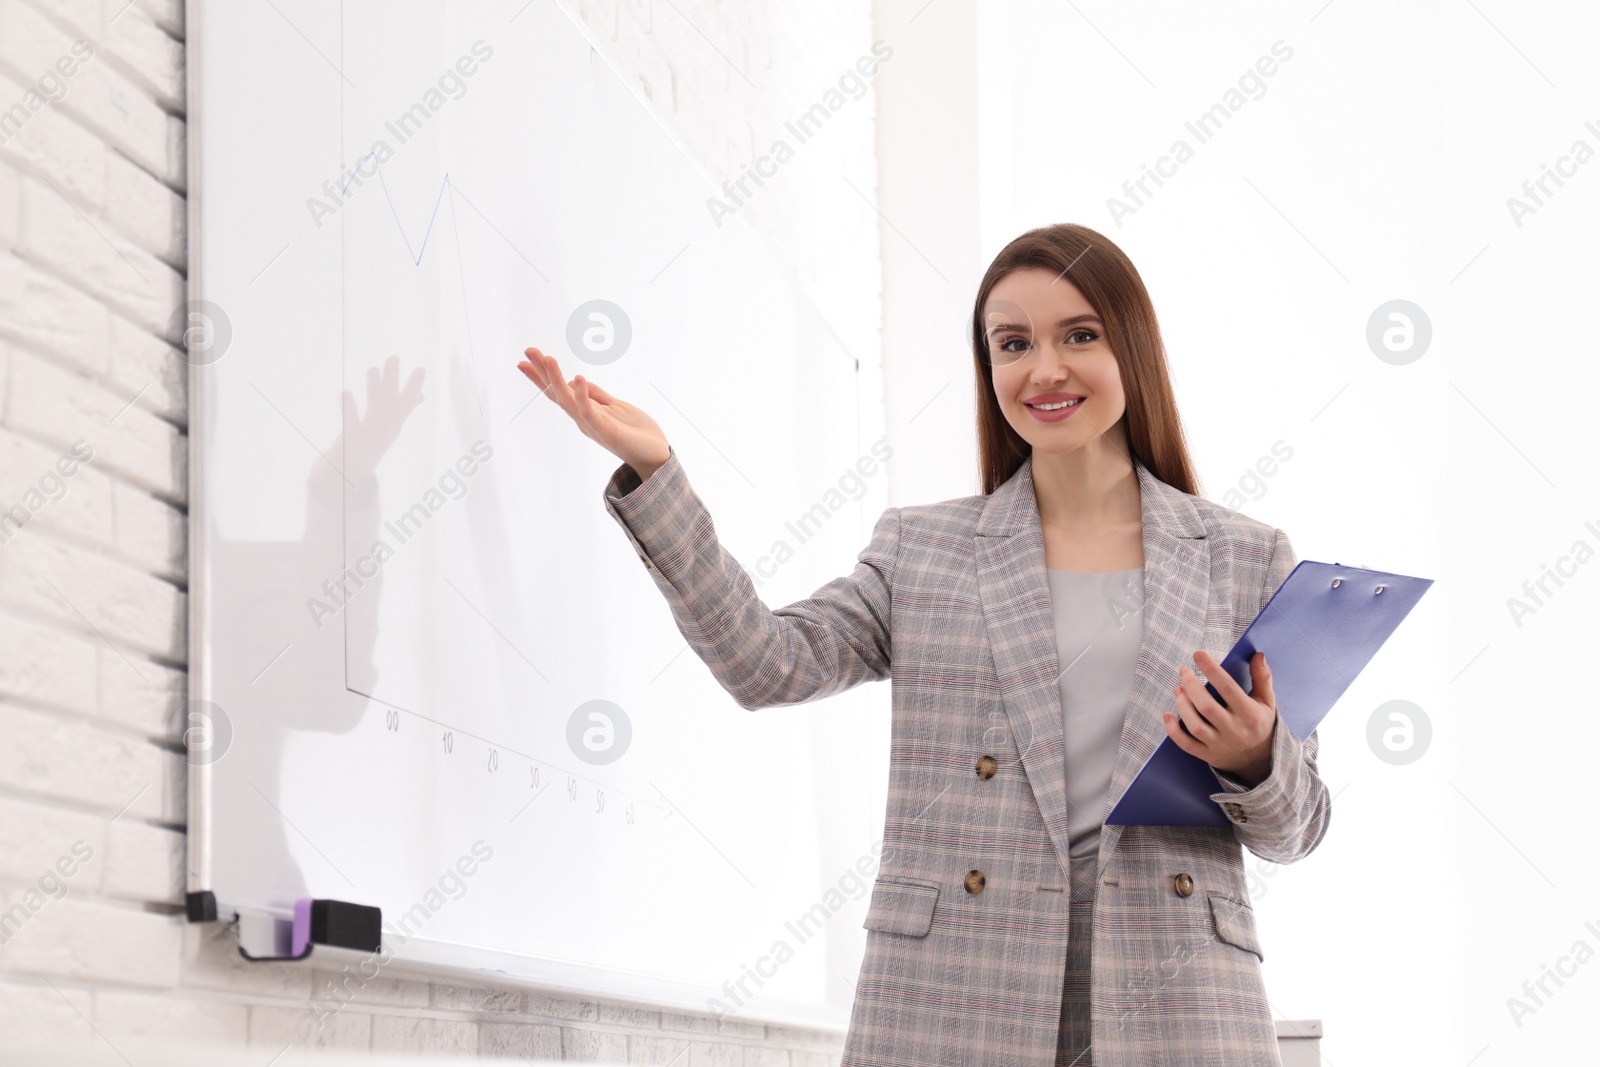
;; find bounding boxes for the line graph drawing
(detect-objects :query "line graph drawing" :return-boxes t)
[345,149,484,418]
[336,149,678,825]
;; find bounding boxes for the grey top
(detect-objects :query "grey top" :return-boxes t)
[1045,566,1145,864]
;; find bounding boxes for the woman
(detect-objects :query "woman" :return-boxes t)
[516,222,1330,1067]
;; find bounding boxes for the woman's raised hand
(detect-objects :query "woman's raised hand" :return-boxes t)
[517,347,672,481]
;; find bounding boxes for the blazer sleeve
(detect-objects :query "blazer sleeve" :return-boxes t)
[1207,527,1333,864]
[601,445,899,710]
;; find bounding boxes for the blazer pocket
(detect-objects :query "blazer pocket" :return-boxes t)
[863,876,941,937]
[1207,892,1264,963]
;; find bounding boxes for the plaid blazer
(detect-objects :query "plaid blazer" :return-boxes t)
[602,447,1331,1067]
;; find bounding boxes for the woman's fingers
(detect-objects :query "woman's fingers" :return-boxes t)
[520,351,614,442]
[521,349,556,392]
[1250,651,1276,713]
[517,347,672,475]
[573,377,619,444]
[1188,651,1245,720]
[516,356,551,397]
[1173,686,1217,742]
[572,376,594,424]
[519,348,554,385]
[523,350,580,416]
[1164,707,1205,758]
[1176,665,1220,729]
[581,377,622,405]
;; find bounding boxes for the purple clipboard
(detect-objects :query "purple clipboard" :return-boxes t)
[1105,559,1433,827]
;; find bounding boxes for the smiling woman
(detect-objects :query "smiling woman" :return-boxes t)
[970,225,1198,503]
[522,220,1326,1067]
[950,223,1324,1065]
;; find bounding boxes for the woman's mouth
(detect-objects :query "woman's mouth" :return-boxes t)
[1024,396,1085,422]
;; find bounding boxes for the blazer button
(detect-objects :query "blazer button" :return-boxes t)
[975,755,997,780]
[964,869,986,895]
[1173,872,1194,897]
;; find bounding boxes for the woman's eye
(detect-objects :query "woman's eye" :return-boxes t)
[996,329,1095,354]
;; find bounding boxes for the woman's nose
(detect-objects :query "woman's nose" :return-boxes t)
[1032,353,1074,378]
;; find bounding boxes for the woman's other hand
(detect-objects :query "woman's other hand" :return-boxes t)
[1164,650,1277,786]
[517,347,672,482]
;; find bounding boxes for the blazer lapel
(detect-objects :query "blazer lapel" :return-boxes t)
[973,452,1209,884]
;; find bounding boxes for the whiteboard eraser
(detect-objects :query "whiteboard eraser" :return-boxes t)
[293,898,383,957]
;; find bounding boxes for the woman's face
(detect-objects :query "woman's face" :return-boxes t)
[983,267,1126,456]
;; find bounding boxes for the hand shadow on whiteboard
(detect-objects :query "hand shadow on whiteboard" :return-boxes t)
[198,359,424,909]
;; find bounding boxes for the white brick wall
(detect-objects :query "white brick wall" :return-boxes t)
[0,1,872,1062]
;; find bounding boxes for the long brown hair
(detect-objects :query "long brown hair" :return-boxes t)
[971,223,1201,498]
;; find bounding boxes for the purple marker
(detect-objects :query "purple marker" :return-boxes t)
[292,898,314,959]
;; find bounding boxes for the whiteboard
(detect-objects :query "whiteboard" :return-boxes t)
[188,0,890,1028]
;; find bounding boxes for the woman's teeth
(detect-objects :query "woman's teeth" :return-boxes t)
[1031,398,1083,411]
